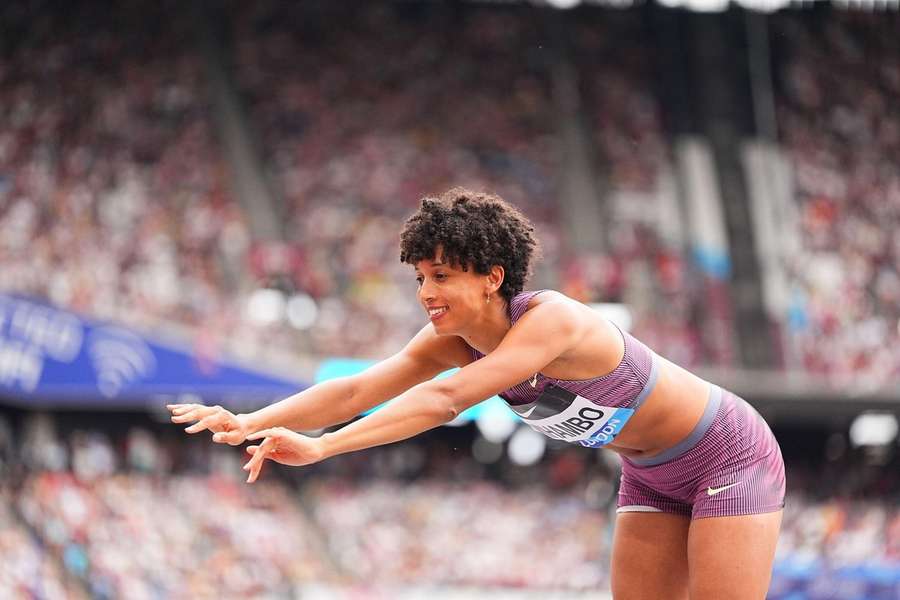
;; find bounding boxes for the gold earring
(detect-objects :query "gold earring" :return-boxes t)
[486,293,491,304]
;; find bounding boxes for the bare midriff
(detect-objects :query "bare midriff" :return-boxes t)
[604,356,711,460]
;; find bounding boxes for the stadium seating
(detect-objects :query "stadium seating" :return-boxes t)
[773,12,900,383]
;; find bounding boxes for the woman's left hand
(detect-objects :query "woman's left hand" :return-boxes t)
[242,427,326,483]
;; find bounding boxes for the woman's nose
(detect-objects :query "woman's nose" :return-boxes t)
[418,279,436,302]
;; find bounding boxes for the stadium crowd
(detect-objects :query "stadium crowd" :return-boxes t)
[16,471,335,599]
[2,0,899,380]
[562,10,709,367]
[231,2,565,358]
[0,413,896,597]
[307,478,610,590]
[0,484,86,600]
[6,416,337,599]
[231,2,715,364]
[1,0,694,364]
[0,1,287,361]
[1,2,899,598]
[774,12,900,385]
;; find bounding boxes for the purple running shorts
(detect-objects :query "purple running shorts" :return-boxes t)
[616,385,786,519]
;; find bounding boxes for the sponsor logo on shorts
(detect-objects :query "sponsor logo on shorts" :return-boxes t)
[706,482,741,496]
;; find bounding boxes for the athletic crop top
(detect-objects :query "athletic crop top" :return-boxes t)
[467,290,660,448]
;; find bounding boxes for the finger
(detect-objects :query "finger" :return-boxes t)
[246,428,279,442]
[243,443,263,470]
[212,429,243,445]
[171,406,214,423]
[243,439,271,471]
[168,404,203,416]
[248,444,272,483]
[246,439,274,482]
[247,461,263,483]
[170,409,201,423]
[247,450,265,482]
[184,414,221,434]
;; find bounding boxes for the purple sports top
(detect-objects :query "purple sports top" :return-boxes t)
[466,290,660,448]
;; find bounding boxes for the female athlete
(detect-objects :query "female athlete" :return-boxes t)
[168,187,785,599]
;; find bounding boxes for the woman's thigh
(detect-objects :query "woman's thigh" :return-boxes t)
[687,510,783,600]
[610,512,691,600]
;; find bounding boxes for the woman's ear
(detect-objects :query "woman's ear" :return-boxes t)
[487,264,505,295]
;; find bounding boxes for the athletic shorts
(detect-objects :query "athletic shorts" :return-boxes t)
[616,385,785,520]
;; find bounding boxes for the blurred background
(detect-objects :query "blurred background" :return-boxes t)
[1,0,899,597]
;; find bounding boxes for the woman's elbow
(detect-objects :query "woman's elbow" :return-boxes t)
[422,381,462,423]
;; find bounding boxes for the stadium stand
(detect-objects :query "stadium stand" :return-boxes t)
[773,11,900,384]
[0,0,264,353]
[0,416,895,597]
[231,2,563,357]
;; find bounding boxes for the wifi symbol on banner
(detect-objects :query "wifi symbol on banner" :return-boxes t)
[88,327,156,398]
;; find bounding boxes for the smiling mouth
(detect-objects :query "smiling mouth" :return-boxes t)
[428,307,448,318]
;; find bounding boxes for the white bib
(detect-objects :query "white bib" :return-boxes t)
[508,384,634,448]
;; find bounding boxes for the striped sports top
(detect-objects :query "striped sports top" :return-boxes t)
[467,290,660,448]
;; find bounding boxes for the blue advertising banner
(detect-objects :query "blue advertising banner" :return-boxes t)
[0,294,306,409]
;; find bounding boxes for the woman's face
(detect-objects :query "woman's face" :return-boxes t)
[414,248,488,335]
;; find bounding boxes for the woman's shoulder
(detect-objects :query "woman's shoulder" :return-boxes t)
[514,289,575,315]
[508,290,598,335]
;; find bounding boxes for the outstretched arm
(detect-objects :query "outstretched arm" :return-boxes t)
[319,299,582,457]
[242,299,583,481]
[169,324,467,444]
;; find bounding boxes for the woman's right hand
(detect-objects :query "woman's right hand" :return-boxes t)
[167,403,253,445]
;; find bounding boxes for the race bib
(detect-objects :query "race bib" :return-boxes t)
[508,384,634,448]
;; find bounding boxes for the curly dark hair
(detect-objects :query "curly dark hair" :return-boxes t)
[399,187,541,303]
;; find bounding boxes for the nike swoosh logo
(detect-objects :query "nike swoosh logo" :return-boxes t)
[520,405,537,418]
[707,482,741,496]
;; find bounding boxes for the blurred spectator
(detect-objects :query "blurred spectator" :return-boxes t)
[562,11,710,366]
[232,2,563,358]
[308,478,609,590]
[0,0,708,365]
[16,466,336,597]
[3,0,898,382]
[0,0,259,355]
[774,11,900,384]
[0,486,88,600]
[0,412,898,596]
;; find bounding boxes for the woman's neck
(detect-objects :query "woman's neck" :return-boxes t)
[460,300,511,355]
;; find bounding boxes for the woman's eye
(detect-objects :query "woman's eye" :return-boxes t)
[434,273,447,280]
